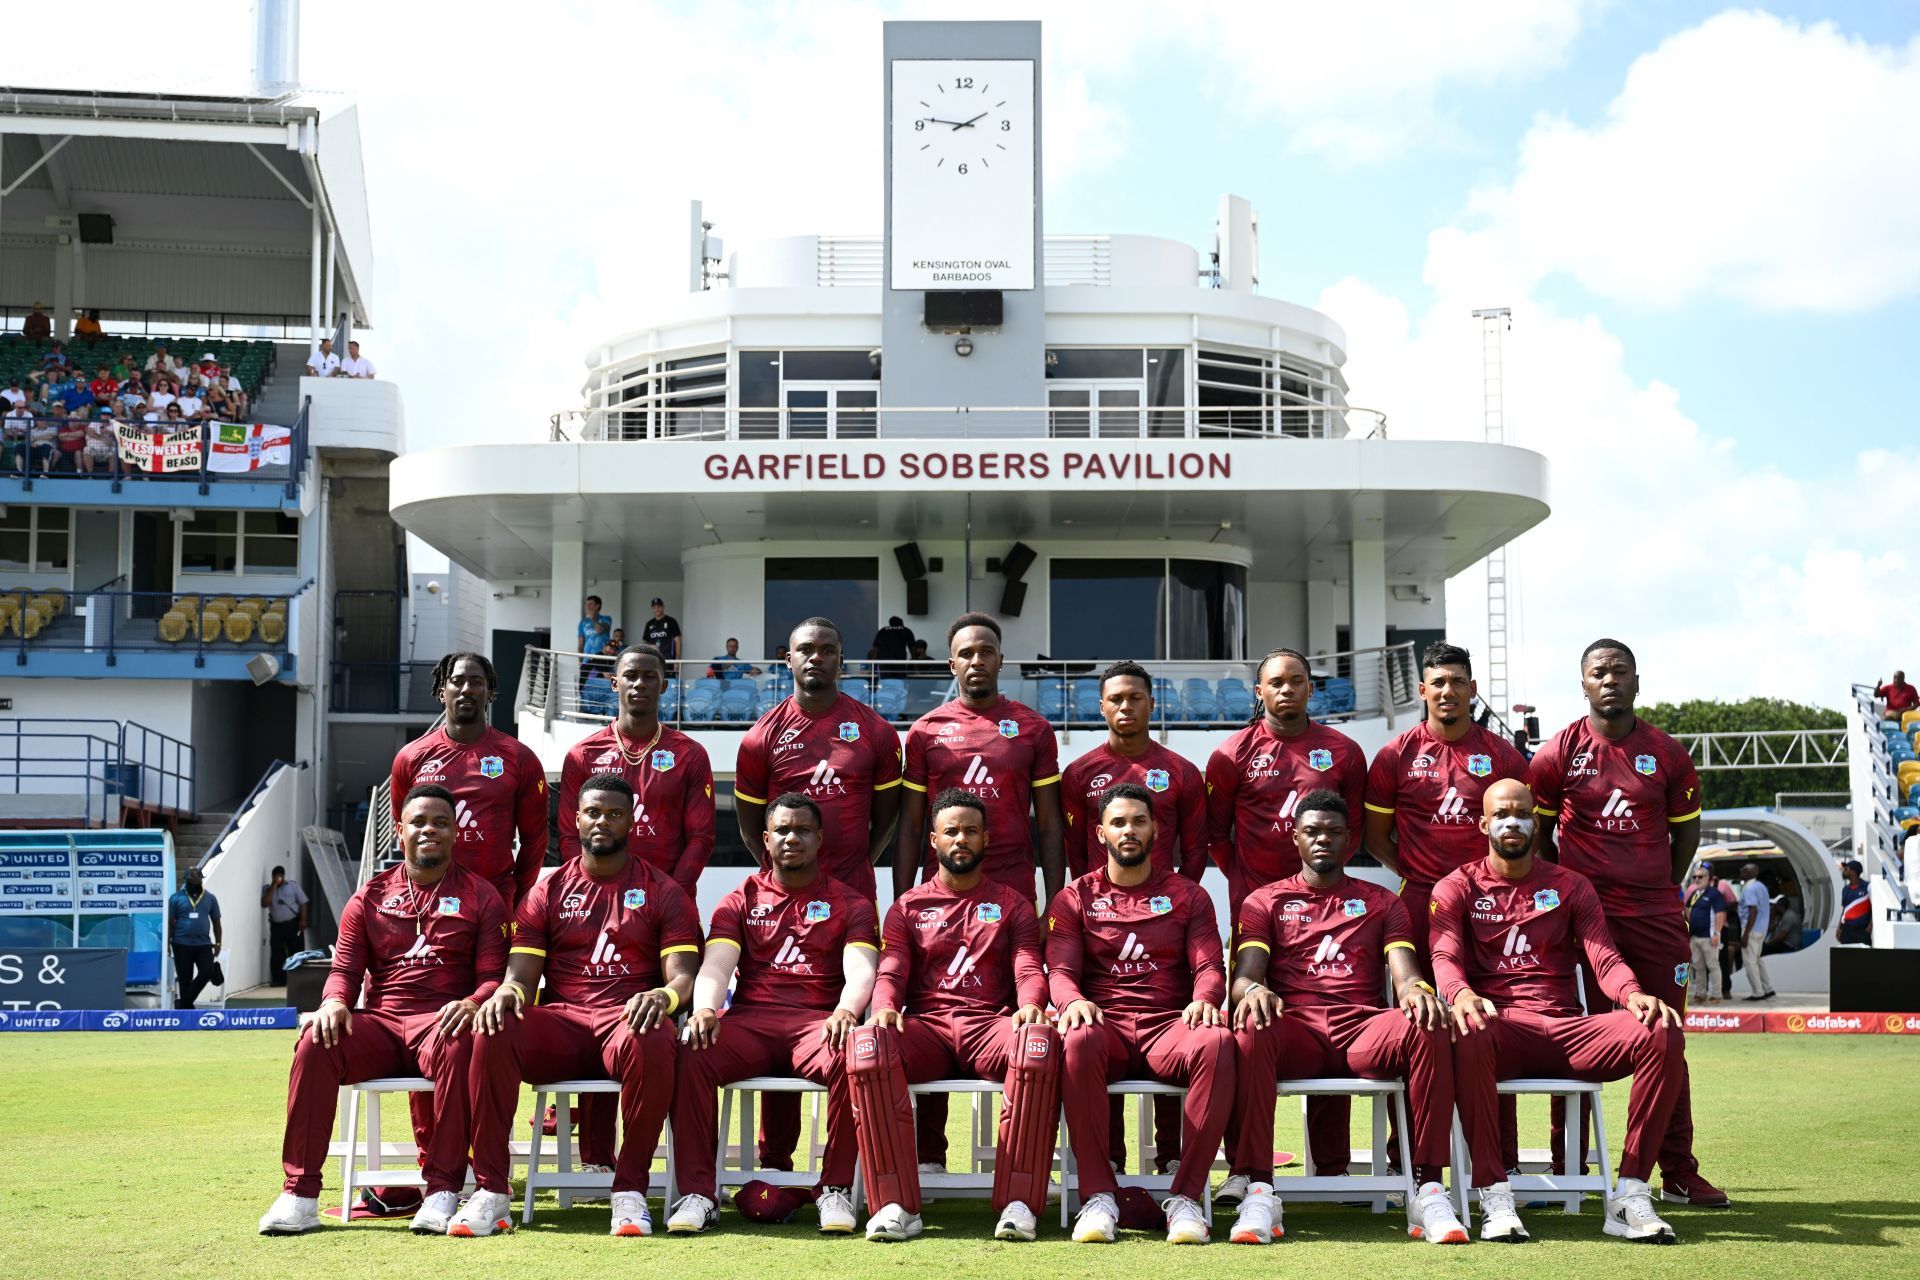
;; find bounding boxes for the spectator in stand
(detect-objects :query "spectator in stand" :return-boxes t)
[168,866,223,1009]
[1876,671,1918,721]
[869,615,916,662]
[1838,859,1871,944]
[340,340,377,379]
[262,865,311,976]
[145,342,179,375]
[42,341,69,371]
[707,637,762,680]
[148,381,177,413]
[57,372,94,416]
[175,382,205,419]
[82,411,114,474]
[88,365,118,406]
[608,627,626,650]
[305,338,340,378]
[21,301,51,341]
[0,378,23,409]
[27,415,57,474]
[204,379,234,420]
[0,402,27,470]
[116,381,147,419]
[1682,867,1726,1005]
[74,308,103,345]
[1737,864,1774,1001]
[577,595,610,657]
[55,415,87,472]
[642,597,681,660]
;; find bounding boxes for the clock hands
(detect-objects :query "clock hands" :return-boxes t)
[920,112,991,131]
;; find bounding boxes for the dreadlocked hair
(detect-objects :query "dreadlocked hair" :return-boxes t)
[431,651,498,697]
[1250,647,1312,724]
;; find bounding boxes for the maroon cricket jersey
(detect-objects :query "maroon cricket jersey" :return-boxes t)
[1205,721,1366,899]
[734,693,902,898]
[1364,721,1531,889]
[873,876,1047,1018]
[390,726,550,906]
[510,857,702,1006]
[1235,873,1413,1009]
[1061,740,1207,881]
[322,861,509,1013]
[707,870,879,1012]
[1529,718,1703,917]
[1045,864,1225,1017]
[904,696,1061,892]
[1429,857,1640,1017]
[558,724,716,898]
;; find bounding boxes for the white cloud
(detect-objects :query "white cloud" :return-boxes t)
[1442,10,1920,310]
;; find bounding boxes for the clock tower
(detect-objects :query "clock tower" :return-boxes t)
[881,20,1045,420]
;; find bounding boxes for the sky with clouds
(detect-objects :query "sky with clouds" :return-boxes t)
[18,1,1917,721]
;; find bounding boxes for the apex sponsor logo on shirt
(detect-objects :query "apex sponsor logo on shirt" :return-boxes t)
[1307,932,1352,977]
[1429,787,1472,825]
[1595,789,1642,832]
[453,800,483,842]
[397,933,444,967]
[1266,790,1303,834]
[586,929,632,976]
[937,944,983,990]
[772,935,815,973]
[1109,930,1158,976]
[958,755,1002,798]
[1495,925,1538,971]
[805,759,849,796]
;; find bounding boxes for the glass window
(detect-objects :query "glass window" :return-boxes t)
[1046,348,1144,380]
[1197,349,1270,437]
[179,510,239,574]
[1048,559,1166,659]
[782,350,880,382]
[34,507,69,571]
[246,512,299,575]
[0,508,29,570]
[737,351,781,407]
[1168,560,1247,660]
[1147,348,1187,438]
[764,558,878,658]
[178,511,296,575]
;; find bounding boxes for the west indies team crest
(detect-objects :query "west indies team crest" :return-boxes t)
[478,755,505,779]
[1342,898,1367,917]
[438,897,461,916]
[1534,888,1561,912]
[1148,895,1173,915]
[1467,754,1493,778]
[805,900,832,921]
[976,902,1003,923]
[1307,748,1334,771]
[651,749,677,771]
[1634,754,1658,776]
[1144,768,1171,793]
[997,719,1020,739]
[623,888,647,909]
[838,722,860,742]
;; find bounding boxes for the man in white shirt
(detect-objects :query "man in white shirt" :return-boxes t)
[1737,863,1774,1001]
[340,340,377,379]
[306,339,341,378]
[176,389,204,418]
[144,342,179,374]
[149,386,177,412]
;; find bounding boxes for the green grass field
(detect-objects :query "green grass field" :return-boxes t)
[2,1032,1916,1280]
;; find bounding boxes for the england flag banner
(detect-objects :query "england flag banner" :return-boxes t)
[115,422,202,473]
[206,422,292,472]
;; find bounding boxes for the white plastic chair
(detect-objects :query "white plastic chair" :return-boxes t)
[520,1079,672,1224]
[1449,1078,1614,1219]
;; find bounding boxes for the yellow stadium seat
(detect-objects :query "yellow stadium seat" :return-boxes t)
[158,611,189,643]
[1904,814,1920,832]
[258,612,285,645]
[40,588,67,614]
[209,595,237,610]
[241,597,267,613]
[198,610,225,642]
[0,601,16,637]
[28,595,54,619]
[1902,709,1920,733]
[1901,760,1920,788]
[20,606,43,639]
[223,611,254,644]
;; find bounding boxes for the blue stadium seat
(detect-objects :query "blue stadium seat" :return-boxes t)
[579,680,617,717]
[719,685,756,721]
[1323,677,1356,714]
[874,684,908,719]
[1071,687,1103,719]
[1217,685,1255,721]
[658,685,681,719]
[1895,805,1920,830]
[1037,682,1068,720]
[1184,686,1219,721]
[1906,783,1920,808]
[683,687,718,721]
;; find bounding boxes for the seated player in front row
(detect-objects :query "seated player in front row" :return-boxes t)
[846,788,1061,1243]
[1434,777,1687,1244]
[259,785,508,1236]
[1048,782,1235,1245]
[462,773,702,1238]
[667,793,879,1236]
[1225,789,1468,1246]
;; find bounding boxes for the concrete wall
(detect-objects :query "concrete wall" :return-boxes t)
[199,761,308,992]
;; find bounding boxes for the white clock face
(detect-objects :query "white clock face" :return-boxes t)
[889,58,1036,291]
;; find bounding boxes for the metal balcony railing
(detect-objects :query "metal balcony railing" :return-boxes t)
[3,584,309,669]
[2,401,310,499]
[0,716,196,825]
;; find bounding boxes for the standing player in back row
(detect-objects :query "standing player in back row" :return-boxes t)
[894,611,1063,1172]
[1530,638,1726,1209]
[734,616,902,1174]
[1205,646,1366,1182]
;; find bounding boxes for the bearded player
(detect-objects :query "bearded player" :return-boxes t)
[258,785,508,1236]
[1530,639,1725,1208]
[461,774,701,1239]
[846,788,1060,1243]
[1049,783,1233,1245]
[1205,646,1365,1185]
[1434,778,1686,1244]
[1223,790,1466,1246]
[1061,659,1206,1176]
[895,611,1063,1171]
[734,616,901,1174]
[667,794,879,1236]
[558,641,715,1170]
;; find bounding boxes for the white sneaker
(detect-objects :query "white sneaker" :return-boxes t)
[1073,1191,1118,1243]
[918,1161,946,1176]
[865,1201,923,1242]
[409,1190,459,1235]
[666,1193,717,1235]
[448,1189,514,1238]
[1164,1193,1209,1245]
[610,1190,651,1237]
[1478,1181,1529,1242]
[994,1199,1038,1241]
[817,1186,858,1234]
[1215,1173,1251,1206]
[258,1192,322,1236]
[1228,1182,1280,1244]
[1163,1158,1181,1177]
[1604,1177,1676,1243]
[1410,1182,1468,1244]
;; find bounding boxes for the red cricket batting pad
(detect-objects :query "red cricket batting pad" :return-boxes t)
[846,1024,922,1214]
[993,1022,1061,1213]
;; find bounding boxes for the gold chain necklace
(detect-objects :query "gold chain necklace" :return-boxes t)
[613,720,664,766]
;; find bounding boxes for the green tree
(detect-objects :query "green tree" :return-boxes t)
[1638,698,1847,809]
